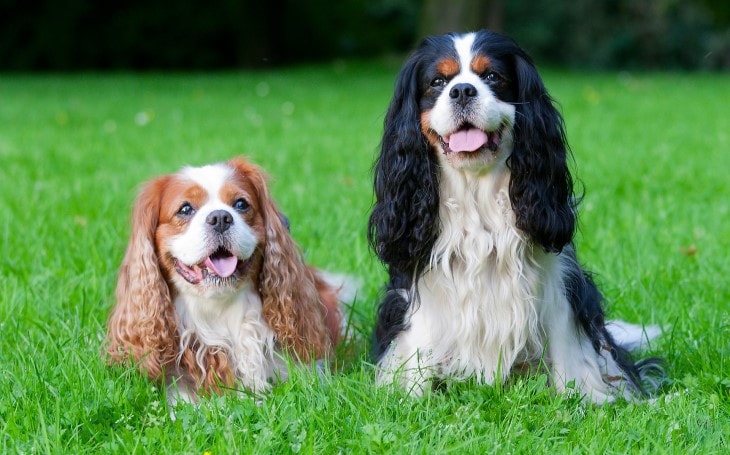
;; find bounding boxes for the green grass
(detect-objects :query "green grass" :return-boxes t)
[1,63,728,453]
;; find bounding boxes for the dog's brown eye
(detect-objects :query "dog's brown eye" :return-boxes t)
[430,77,447,87]
[233,198,250,213]
[484,71,502,83]
[177,202,194,217]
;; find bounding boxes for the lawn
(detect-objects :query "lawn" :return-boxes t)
[0,62,728,453]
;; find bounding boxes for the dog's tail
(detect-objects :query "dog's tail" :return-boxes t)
[316,271,362,345]
[607,320,667,394]
[606,320,662,351]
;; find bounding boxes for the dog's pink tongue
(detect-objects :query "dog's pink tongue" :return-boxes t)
[447,129,488,152]
[204,255,238,278]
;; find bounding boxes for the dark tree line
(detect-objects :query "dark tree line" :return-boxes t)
[0,0,727,70]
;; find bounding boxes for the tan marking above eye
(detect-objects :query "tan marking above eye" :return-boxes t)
[221,182,256,213]
[162,180,207,220]
[437,58,459,78]
[471,54,491,75]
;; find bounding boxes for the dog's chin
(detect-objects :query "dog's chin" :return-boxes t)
[172,247,253,292]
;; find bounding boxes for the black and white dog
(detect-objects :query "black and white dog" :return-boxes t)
[368,30,664,403]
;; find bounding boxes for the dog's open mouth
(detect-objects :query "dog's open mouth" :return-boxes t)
[173,247,251,285]
[439,124,503,154]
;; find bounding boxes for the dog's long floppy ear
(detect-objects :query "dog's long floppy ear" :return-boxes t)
[229,158,331,361]
[105,176,178,380]
[368,47,440,278]
[508,52,576,253]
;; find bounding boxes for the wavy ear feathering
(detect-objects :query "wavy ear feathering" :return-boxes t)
[229,158,332,362]
[368,40,447,360]
[105,177,178,380]
[368,48,441,279]
[508,52,576,253]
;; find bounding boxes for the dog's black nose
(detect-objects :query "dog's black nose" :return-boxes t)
[206,210,234,233]
[449,83,478,106]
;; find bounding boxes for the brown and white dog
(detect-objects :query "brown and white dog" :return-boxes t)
[106,157,346,403]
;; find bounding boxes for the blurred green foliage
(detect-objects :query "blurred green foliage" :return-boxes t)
[0,0,726,70]
[0,0,418,69]
[506,0,730,70]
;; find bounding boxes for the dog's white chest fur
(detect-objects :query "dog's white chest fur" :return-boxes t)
[420,167,546,380]
[378,165,633,402]
[173,284,280,394]
[379,166,564,391]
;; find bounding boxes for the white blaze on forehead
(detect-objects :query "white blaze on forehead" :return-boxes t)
[448,32,482,88]
[180,163,234,204]
[453,32,476,76]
